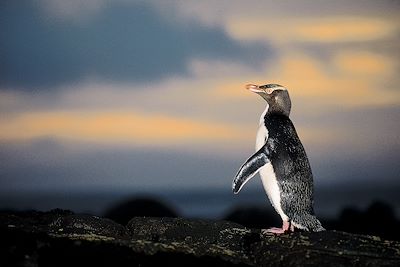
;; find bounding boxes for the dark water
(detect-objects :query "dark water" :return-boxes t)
[0,184,399,220]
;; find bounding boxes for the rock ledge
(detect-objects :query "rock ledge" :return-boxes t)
[1,210,399,266]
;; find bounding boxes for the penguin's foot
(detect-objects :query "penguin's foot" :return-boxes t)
[262,227,287,234]
[262,221,293,235]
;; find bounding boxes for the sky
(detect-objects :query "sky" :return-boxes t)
[0,1,399,214]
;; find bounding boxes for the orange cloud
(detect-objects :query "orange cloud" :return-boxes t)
[294,17,396,43]
[226,16,398,43]
[333,51,394,76]
[213,53,400,107]
[0,111,248,146]
[266,54,400,107]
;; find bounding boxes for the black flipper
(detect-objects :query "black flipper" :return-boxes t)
[232,145,270,194]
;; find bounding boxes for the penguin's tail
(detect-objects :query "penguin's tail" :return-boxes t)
[292,214,325,232]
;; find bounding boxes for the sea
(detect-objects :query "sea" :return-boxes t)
[1,184,399,220]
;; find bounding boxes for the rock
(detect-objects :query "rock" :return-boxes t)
[252,231,400,267]
[1,210,399,267]
[127,217,258,265]
[47,213,127,239]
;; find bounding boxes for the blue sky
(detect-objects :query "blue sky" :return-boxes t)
[0,0,399,208]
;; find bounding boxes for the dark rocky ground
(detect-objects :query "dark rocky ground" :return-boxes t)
[1,209,400,267]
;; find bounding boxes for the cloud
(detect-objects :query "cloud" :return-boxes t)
[211,51,400,109]
[0,57,266,127]
[0,111,249,148]
[168,0,400,27]
[225,16,399,44]
[0,0,270,90]
[293,17,397,43]
[1,51,398,156]
[333,51,395,76]
[1,0,399,198]
[265,53,400,107]
[37,0,107,20]
[299,105,400,150]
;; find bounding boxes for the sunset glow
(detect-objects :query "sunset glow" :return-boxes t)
[0,0,399,195]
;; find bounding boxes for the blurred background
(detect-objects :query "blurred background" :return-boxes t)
[0,0,399,237]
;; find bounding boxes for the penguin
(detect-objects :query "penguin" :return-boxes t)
[232,83,325,234]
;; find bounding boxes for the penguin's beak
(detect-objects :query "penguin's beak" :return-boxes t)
[246,84,273,94]
[246,84,262,93]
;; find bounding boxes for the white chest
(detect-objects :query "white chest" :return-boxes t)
[255,104,288,221]
[255,105,269,151]
[259,164,288,221]
[255,124,267,151]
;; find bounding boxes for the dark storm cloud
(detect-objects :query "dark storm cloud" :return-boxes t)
[0,1,270,91]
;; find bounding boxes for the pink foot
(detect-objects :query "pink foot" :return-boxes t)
[261,221,293,235]
[262,227,286,234]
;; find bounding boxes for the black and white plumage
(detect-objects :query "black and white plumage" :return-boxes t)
[232,83,324,234]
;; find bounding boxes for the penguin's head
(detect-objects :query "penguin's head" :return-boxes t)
[246,83,291,116]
